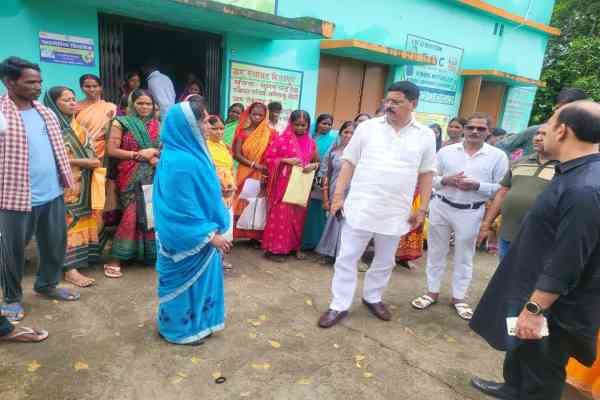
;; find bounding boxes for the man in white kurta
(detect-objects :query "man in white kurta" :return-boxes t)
[318,81,437,328]
[411,113,508,320]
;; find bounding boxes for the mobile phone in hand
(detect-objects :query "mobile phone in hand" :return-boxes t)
[335,208,345,220]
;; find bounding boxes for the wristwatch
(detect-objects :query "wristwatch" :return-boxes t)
[525,301,544,315]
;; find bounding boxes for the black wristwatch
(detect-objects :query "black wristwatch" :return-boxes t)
[525,301,544,316]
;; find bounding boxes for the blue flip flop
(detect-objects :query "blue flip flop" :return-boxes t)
[0,303,25,322]
[35,287,80,301]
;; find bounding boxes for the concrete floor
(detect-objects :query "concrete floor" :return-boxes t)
[0,244,587,400]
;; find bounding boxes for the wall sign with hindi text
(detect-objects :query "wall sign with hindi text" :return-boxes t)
[228,61,303,124]
[405,34,463,106]
[39,32,95,67]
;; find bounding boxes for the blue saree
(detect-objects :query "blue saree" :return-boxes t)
[153,102,230,344]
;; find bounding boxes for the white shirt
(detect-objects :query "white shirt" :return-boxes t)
[433,142,509,203]
[147,70,175,118]
[342,116,437,236]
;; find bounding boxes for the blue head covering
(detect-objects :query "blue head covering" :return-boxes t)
[153,102,229,256]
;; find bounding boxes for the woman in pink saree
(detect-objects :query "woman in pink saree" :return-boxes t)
[262,110,319,262]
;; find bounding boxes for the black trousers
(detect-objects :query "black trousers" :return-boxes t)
[503,323,574,400]
[0,196,67,304]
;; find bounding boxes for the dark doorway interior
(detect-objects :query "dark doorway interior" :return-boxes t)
[99,14,222,113]
[123,24,208,97]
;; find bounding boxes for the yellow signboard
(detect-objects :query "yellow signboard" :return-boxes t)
[214,0,276,14]
[415,111,450,139]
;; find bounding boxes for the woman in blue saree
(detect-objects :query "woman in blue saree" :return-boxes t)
[153,101,231,345]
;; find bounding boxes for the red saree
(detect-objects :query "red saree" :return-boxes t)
[262,125,316,255]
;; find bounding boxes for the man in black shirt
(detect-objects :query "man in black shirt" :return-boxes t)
[470,100,600,400]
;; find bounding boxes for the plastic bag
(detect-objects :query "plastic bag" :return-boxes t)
[236,197,267,231]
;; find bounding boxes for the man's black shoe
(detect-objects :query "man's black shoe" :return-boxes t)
[470,376,518,400]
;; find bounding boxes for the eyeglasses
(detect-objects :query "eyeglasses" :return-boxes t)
[464,125,488,133]
[382,99,403,106]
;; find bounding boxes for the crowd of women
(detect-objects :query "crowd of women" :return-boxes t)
[43,73,477,291]
[4,63,597,397]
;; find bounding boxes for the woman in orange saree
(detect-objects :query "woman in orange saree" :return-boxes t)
[232,102,276,243]
[566,335,600,399]
[75,74,118,246]
[75,74,117,158]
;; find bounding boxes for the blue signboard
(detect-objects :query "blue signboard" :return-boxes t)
[405,34,464,105]
[39,31,95,67]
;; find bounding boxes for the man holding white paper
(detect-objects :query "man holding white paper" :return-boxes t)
[317,81,436,328]
[470,101,600,400]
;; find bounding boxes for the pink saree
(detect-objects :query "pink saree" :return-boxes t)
[262,125,316,255]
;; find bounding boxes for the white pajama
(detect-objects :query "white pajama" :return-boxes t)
[330,222,401,311]
[426,197,485,300]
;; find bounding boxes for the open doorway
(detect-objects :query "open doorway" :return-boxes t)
[99,14,222,113]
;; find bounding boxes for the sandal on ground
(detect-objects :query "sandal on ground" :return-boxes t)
[0,326,48,343]
[453,302,473,320]
[319,256,334,265]
[35,287,80,301]
[411,294,437,310]
[104,264,123,279]
[223,261,233,270]
[266,253,287,263]
[64,270,96,288]
[295,251,307,261]
[0,303,25,322]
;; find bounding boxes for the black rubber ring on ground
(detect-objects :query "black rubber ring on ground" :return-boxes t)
[215,377,226,384]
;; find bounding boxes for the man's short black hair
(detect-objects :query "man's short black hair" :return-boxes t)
[556,88,587,106]
[0,57,40,81]
[491,127,507,137]
[557,101,600,144]
[466,112,493,129]
[387,81,420,101]
[268,101,282,112]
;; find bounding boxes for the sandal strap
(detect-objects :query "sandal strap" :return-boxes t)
[454,302,471,309]
[412,294,436,309]
[421,295,435,303]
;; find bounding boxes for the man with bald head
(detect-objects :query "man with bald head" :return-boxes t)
[470,101,600,399]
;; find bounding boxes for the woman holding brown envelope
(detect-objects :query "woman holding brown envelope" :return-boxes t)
[262,110,319,262]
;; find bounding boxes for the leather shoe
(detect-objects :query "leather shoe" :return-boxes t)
[362,299,392,321]
[470,376,518,400]
[318,309,348,328]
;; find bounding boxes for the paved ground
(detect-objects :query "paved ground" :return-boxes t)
[0,244,587,400]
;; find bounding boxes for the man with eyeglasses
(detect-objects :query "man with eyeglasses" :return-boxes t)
[317,81,436,328]
[411,113,508,321]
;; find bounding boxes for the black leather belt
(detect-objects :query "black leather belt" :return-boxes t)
[434,194,486,210]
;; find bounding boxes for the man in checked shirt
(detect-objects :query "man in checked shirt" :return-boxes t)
[0,57,78,323]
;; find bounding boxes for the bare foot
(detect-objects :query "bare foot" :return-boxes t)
[296,251,307,261]
[65,269,96,288]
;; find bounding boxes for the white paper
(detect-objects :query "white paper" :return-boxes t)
[506,317,549,337]
[223,208,234,241]
[239,178,261,200]
[142,184,154,230]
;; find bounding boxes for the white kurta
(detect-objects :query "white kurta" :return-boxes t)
[342,116,437,236]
